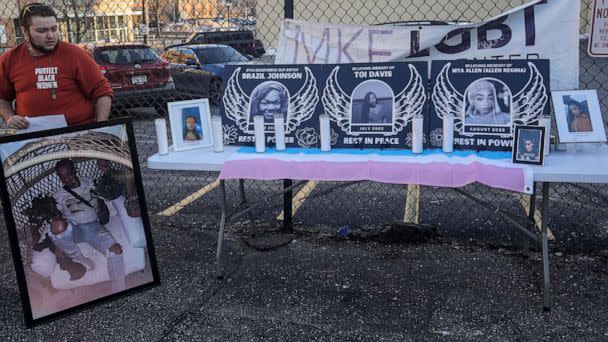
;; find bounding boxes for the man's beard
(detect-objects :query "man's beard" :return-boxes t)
[28,34,58,54]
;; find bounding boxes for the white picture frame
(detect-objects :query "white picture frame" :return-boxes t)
[551,90,607,143]
[168,99,213,151]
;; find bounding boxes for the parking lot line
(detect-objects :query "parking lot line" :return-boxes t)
[157,180,220,216]
[516,194,555,240]
[404,184,420,224]
[277,181,318,221]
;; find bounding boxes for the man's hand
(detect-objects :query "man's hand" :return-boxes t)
[7,115,29,129]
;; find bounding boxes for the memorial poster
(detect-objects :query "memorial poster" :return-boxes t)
[429,60,550,151]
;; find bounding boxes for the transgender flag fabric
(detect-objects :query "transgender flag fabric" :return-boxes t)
[219,148,534,194]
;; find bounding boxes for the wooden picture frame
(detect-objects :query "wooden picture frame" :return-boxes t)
[0,118,160,327]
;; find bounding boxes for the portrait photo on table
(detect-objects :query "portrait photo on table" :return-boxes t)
[551,89,607,143]
[512,125,545,165]
[350,80,394,125]
[0,119,160,327]
[168,98,213,151]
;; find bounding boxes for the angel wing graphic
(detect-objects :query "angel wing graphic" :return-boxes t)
[510,62,548,126]
[431,63,465,132]
[432,62,548,137]
[285,67,319,134]
[223,67,250,131]
[223,67,319,134]
[393,64,427,133]
[321,66,351,132]
[322,65,426,135]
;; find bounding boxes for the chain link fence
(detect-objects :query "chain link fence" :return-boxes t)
[0,0,606,252]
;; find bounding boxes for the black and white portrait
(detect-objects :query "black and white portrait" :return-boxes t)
[463,78,512,126]
[351,80,394,125]
[248,81,290,123]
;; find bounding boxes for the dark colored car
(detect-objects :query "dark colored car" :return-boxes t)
[167,29,266,58]
[162,44,251,105]
[81,42,175,115]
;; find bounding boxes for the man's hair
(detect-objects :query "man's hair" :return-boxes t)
[55,158,75,173]
[20,3,57,29]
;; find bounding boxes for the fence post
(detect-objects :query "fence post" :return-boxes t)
[284,0,294,19]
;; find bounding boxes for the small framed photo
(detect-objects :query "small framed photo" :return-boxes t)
[168,99,213,151]
[551,90,607,143]
[513,125,545,165]
[0,118,160,327]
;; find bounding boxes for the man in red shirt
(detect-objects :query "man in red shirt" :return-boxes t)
[0,3,113,129]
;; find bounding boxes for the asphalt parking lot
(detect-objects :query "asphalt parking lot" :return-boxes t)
[1,216,608,341]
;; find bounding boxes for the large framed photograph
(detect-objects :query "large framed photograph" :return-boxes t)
[168,99,213,151]
[552,90,607,143]
[0,118,160,327]
[512,125,546,165]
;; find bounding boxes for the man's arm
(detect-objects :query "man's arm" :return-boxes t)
[0,98,29,129]
[95,95,112,122]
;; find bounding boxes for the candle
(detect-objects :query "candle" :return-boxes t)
[274,114,286,151]
[154,118,168,155]
[253,115,265,153]
[538,115,551,156]
[212,115,224,153]
[412,115,423,154]
[442,114,454,153]
[320,114,331,152]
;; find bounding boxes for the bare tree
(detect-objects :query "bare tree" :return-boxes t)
[148,0,169,36]
[50,0,98,43]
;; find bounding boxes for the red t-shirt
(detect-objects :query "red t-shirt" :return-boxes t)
[0,42,113,126]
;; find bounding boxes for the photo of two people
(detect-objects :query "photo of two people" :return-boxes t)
[0,121,159,326]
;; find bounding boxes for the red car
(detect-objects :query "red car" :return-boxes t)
[81,42,175,115]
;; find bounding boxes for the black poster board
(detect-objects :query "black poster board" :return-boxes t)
[429,59,550,151]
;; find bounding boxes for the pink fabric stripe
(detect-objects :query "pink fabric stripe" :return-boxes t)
[219,159,525,192]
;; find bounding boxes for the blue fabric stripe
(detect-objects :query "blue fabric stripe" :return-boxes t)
[236,147,512,160]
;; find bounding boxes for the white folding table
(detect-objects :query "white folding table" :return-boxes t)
[148,144,608,309]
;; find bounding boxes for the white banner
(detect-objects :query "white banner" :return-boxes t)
[276,0,580,90]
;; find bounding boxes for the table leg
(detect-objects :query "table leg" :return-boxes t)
[239,179,257,237]
[215,179,228,278]
[541,181,552,310]
[283,179,293,232]
[523,183,538,257]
